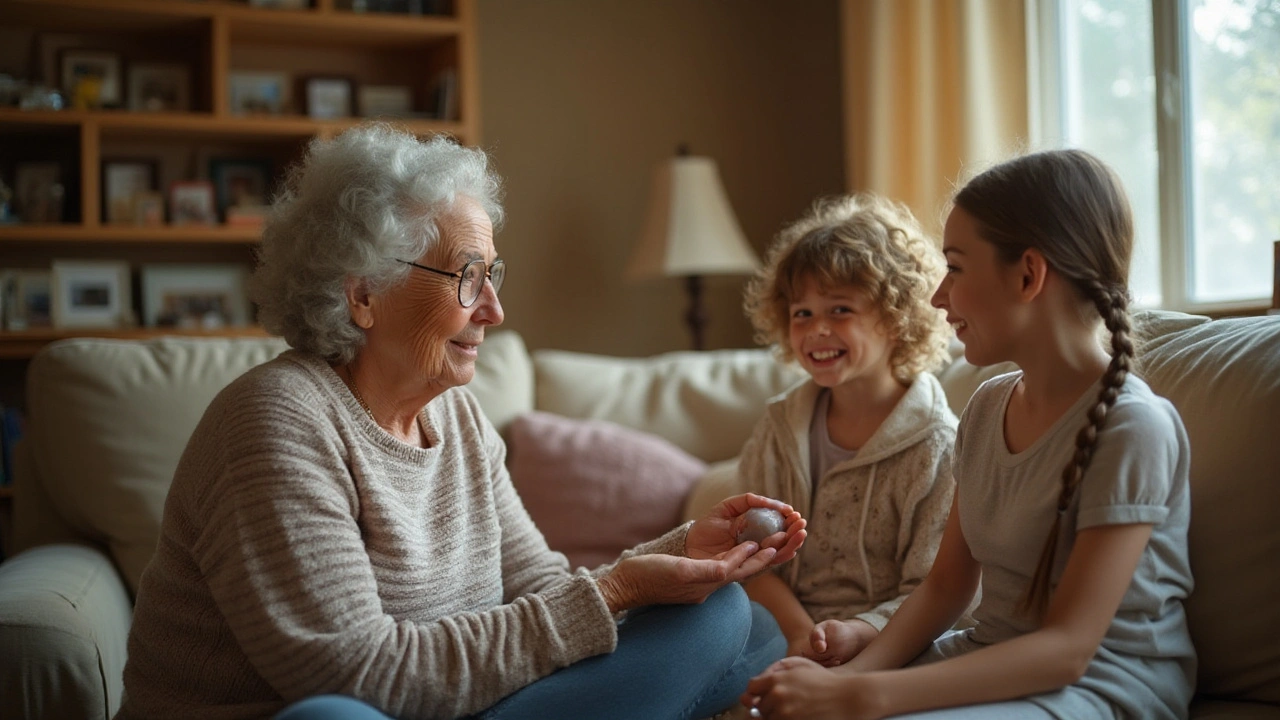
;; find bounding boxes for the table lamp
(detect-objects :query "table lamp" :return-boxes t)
[627,145,760,350]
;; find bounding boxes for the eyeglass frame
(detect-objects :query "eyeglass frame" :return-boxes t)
[397,257,505,308]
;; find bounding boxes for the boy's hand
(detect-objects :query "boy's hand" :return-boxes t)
[803,618,878,666]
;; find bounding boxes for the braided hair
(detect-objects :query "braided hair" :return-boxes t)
[953,149,1136,619]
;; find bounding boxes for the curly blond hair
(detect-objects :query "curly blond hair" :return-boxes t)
[743,193,950,382]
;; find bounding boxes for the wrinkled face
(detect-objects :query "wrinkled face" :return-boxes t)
[932,207,1021,367]
[787,278,897,389]
[371,196,503,393]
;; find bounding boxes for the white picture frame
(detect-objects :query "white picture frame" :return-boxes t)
[141,264,251,329]
[50,260,132,329]
[358,84,413,118]
[228,71,290,115]
[305,77,353,119]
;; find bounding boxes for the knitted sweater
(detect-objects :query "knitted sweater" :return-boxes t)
[737,373,957,630]
[116,350,687,720]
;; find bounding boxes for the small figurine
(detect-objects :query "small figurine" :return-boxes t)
[735,507,785,545]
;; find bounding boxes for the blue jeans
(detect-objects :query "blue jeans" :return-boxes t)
[275,583,784,720]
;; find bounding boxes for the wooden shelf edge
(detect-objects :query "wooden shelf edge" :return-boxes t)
[0,108,466,140]
[0,224,263,243]
[0,326,272,360]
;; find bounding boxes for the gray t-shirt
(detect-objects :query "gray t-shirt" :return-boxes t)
[938,371,1195,720]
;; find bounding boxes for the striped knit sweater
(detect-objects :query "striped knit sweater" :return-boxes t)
[116,350,687,720]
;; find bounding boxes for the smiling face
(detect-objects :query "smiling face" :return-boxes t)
[932,206,1024,367]
[787,277,897,390]
[366,196,503,394]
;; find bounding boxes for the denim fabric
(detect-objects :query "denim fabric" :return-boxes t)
[273,583,786,720]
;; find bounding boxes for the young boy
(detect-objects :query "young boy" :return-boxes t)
[738,193,957,664]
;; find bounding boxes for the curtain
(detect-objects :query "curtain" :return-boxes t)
[841,0,1029,233]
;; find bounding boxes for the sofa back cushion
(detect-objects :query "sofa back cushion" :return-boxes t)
[20,331,531,595]
[24,337,290,594]
[532,347,806,464]
[1133,310,1280,704]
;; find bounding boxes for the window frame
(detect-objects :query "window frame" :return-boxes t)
[1026,0,1272,314]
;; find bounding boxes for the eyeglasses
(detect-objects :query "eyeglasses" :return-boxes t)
[398,258,505,308]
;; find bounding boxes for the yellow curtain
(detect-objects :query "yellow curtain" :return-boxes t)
[841,0,1029,233]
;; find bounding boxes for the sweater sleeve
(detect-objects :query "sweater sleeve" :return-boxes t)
[189,386,617,720]
[854,434,956,631]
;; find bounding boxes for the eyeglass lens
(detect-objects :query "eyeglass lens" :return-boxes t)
[459,259,505,306]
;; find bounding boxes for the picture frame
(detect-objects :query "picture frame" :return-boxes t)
[141,264,251,329]
[58,48,123,109]
[358,84,413,118]
[102,159,158,223]
[304,76,353,119]
[50,260,132,329]
[132,191,166,226]
[209,158,272,220]
[14,161,65,223]
[127,62,191,112]
[228,71,290,115]
[2,270,53,330]
[168,180,217,226]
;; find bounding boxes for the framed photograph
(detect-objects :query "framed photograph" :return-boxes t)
[127,63,191,112]
[358,84,413,118]
[58,48,123,109]
[209,158,272,220]
[141,264,251,329]
[2,270,53,330]
[168,180,217,226]
[228,71,290,115]
[51,260,132,329]
[132,191,166,226]
[102,159,158,223]
[304,77,353,119]
[14,161,65,223]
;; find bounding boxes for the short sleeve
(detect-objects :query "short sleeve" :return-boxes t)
[1075,391,1186,530]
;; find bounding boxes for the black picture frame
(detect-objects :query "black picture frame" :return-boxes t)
[208,158,273,221]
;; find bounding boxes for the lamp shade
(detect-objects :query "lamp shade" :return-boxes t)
[627,155,760,279]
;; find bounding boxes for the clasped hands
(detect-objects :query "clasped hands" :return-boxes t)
[596,493,806,612]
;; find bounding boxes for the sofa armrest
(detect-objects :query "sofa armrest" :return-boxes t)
[0,544,133,720]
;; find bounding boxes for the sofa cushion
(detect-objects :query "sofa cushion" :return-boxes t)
[24,337,290,594]
[468,330,535,434]
[1134,310,1280,705]
[533,347,805,463]
[0,544,133,720]
[507,411,707,569]
[21,330,529,595]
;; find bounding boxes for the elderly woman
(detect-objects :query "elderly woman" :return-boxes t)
[116,124,806,720]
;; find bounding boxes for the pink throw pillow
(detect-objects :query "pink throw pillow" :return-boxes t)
[508,411,708,569]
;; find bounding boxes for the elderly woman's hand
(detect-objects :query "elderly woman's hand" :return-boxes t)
[687,493,806,566]
[593,493,806,613]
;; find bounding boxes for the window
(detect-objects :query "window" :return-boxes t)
[1030,0,1280,311]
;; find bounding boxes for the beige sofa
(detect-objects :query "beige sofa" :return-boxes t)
[0,309,1277,719]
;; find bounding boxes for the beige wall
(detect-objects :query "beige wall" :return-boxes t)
[476,0,844,355]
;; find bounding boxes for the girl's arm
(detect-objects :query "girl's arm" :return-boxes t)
[843,494,981,672]
[745,572,815,655]
[847,522,1153,718]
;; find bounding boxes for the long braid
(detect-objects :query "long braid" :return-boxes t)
[1019,282,1135,618]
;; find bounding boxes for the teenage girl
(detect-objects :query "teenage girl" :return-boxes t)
[742,149,1195,720]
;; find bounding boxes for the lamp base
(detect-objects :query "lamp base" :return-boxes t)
[684,274,706,351]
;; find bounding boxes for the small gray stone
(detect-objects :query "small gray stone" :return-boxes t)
[735,508,785,544]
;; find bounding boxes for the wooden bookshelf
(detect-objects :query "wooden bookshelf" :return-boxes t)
[0,0,479,360]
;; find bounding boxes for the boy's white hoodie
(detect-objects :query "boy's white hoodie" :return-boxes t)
[737,372,958,630]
